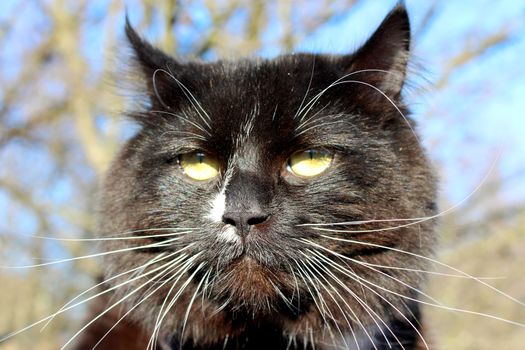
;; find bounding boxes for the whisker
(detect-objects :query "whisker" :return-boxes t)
[23,230,192,242]
[148,257,199,348]
[91,256,193,350]
[300,255,367,350]
[294,120,348,138]
[296,260,340,349]
[303,251,398,350]
[0,253,187,345]
[298,146,501,234]
[271,104,279,122]
[297,218,427,227]
[287,261,301,311]
[295,102,330,132]
[180,266,209,344]
[149,261,204,350]
[296,69,410,134]
[318,234,525,308]
[200,265,213,307]
[308,247,430,350]
[308,240,525,329]
[357,261,505,280]
[327,79,419,144]
[312,256,409,350]
[302,241,441,306]
[1,236,184,269]
[40,251,177,331]
[59,253,194,350]
[292,258,333,328]
[296,69,369,121]
[151,68,171,110]
[162,67,212,130]
[150,109,210,136]
[293,56,316,120]
[159,130,207,141]
[269,279,295,312]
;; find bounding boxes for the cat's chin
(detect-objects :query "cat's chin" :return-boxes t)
[202,254,301,316]
[225,255,278,300]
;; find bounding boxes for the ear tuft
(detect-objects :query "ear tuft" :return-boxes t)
[124,17,183,110]
[344,3,411,100]
[125,16,175,78]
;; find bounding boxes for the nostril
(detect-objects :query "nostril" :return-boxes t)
[222,216,237,227]
[246,214,269,226]
[222,212,270,230]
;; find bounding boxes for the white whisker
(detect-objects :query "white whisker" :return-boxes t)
[307,239,525,329]
[0,253,187,344]
[91,256,191,350]
[302,241,441,306]
[298,145,501,234]
[307,245,429,350]
[149,257,199,348]
[149,261,204,350]
[304,251,399,350]
[180,267,209,343]
[25,230,192,242]
[59,254,192,350]
[292,258,332,328]
[150,109,210,136]
[300,255,366,350]
[293,56,316,120]
[1,236,182,269]
[41,251,174,331]
[318,235,525,308]
[162,67,212,129]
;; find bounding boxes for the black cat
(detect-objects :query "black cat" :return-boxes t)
[76,4,437,349]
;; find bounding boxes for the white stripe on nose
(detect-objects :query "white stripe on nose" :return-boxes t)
[207,190,226,223]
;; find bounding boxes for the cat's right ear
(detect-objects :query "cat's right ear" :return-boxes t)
[125,17,181,110]
[342,4,411,103]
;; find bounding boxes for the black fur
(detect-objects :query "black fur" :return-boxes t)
[84,4,437,350]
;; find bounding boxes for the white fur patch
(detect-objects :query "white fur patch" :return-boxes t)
[218,226,239,243]
[206,171,232,223]
[207,190,226,223]
[207,167,238,243]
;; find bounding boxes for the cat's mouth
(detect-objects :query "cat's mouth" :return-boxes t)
[227,251,272,278]
[216,255,313,318]
[232,254,260,268]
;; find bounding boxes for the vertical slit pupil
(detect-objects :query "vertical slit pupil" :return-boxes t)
[196,153,205,163]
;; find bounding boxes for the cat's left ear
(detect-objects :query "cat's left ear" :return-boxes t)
[125,16,184,110]
[343,4,410,101]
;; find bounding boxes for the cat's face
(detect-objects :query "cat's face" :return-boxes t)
[99,6,437,348]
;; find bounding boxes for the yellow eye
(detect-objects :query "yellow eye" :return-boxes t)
[179,152,219,181]
[287,149,333,178]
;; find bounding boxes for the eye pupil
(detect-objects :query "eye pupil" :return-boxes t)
[179,151,219,181]
[287,149,333,178]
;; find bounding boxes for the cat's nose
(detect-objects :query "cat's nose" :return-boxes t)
[222,211,270,236]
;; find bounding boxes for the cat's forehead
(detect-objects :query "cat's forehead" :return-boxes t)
[147,53,366,166]
[209,54,340,94]
[181,55,345,145]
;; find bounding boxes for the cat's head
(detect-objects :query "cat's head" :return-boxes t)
[99,4,437,347]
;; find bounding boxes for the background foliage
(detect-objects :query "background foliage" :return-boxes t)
[0,0,524,349]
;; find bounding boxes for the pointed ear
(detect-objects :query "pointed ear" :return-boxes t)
[125,17,181,109]
[344,4,410,101]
